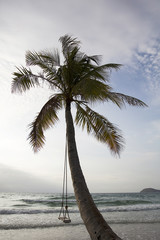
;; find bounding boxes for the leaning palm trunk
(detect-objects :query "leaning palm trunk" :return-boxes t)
[65,102,122,240]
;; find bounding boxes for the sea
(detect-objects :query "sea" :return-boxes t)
[0,192,160,240]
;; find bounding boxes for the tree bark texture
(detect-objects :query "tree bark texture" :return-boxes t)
[65,102,122,240]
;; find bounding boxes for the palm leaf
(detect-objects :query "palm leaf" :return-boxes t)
[25,51,65,90]
[75,103,124,155]
[87,55,102,65]
[40,49,60,67]
[73,78,112,102]
[25,51,57,77]
[70,59,121,101]
[106,92,148,108]
[26,50,60,68]
[82,63,122,83]
[11,66,40,93]
[59,34,80,58]
[28,94,63,152]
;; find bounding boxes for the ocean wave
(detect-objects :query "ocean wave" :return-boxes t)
[0,222,83,230]
[1,204,160,215]
[21,199,76,207]
[95,200,152,206]
[0,209,61,215]
[1,220,160,230]
[101,204,160,212]
[20,198,155,208]
[1,192,160,217]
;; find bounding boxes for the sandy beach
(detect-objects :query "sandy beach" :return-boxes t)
[1,223,160,240]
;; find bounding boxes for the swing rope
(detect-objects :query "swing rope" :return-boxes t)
[58,134,71,223]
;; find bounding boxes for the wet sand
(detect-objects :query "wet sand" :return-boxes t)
[0,223,160,240]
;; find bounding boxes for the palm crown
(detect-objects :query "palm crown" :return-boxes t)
[11,34,147,154]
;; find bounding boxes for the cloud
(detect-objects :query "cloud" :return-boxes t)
[1,0,160,65]
[133,39,160,106]
[0,164,59,193]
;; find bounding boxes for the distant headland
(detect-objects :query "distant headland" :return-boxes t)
[140,188,160,193]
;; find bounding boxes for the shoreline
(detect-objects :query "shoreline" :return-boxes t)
[1,223,160,240]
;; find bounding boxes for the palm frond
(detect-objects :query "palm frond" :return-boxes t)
[86,63,122,81]
[74,63,121,87]
[28,95,63,152]
[87,55,102,65]
[75,103,124,155]
[70,60,119,102]
[73,78,112,103]
[40,49,60,66]
[59,34,80,58]
[107,92,148,108]
[26,50,44,66]
[26,50,60,68]
[25,50,64,90]
[11,66,40,93]
[25,51,56,74]
[103,63,122,71]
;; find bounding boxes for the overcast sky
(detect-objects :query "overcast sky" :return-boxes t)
[0,0,160,193]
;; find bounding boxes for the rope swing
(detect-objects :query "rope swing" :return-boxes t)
[58,134,71,223]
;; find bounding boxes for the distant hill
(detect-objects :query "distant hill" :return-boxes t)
[140,188,160,193]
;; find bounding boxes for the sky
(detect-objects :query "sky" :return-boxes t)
[0,0,160,193]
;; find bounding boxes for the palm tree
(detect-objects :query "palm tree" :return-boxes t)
[11,35,147,240]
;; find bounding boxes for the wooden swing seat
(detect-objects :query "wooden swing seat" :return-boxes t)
[58,217,71,223]
[63,219,71,223]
